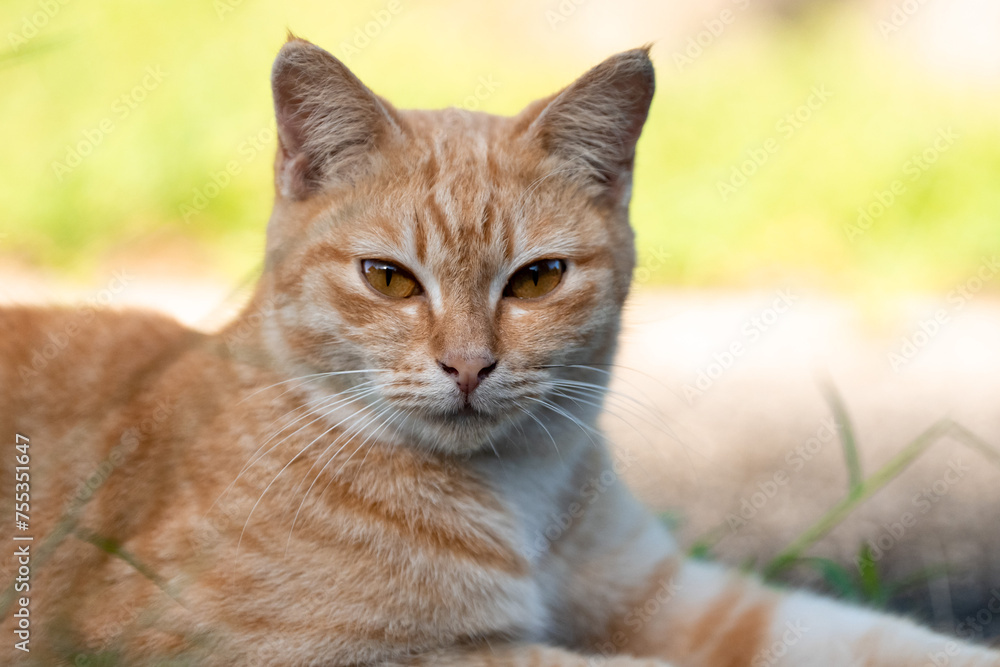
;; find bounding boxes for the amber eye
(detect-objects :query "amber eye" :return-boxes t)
[362,259,422,298]
[505,259,565,299]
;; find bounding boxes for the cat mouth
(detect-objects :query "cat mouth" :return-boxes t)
[421,403,499,427]
[428,405,484,421]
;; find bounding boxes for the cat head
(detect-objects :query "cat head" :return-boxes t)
[258,37,654,454]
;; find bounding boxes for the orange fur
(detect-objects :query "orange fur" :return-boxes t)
[2,38,999,667]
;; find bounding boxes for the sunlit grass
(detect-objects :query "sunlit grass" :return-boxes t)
[2,1,998,294]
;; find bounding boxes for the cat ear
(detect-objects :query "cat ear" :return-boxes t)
[525,48,655,205]
[271,36,401,199]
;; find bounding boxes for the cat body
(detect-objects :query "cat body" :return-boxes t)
[2,38,999,666]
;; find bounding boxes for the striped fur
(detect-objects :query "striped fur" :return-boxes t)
[2,38,999,667]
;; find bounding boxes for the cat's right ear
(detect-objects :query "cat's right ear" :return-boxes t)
[521,48,655,207]
[271,37,401,200]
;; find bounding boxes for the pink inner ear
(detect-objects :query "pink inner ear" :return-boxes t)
[278,152,313,201]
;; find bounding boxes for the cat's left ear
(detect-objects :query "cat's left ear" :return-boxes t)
[523,48,655,206]
[271,36,402,200]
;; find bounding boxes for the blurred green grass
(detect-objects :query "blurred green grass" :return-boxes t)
[2,0,998,293]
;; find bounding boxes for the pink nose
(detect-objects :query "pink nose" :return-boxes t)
[438,354,497,395]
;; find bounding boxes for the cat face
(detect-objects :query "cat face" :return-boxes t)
[259,39,654,454]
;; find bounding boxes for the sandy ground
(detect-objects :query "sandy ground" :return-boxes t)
[4,268,1000,635]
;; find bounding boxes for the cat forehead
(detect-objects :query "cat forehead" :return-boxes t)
[320,111,579,245]
[394,109,535,183]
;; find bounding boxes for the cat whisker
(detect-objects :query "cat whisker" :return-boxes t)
[205,383,381,520]
[331,404,402,479]
[280,398,392,521]
[544,374,704,475]
[248,381,380,465]
[238,368,392,404]
[547,380,671,435]
[234,391,388,556]
[523,396,602,451]
[283,403,404,555]
[235,384,379,480]
[285,406,408,555]
[542,366,702,455]
[541,362,692,413]
[340,406,408,486]
[548,388,663,462]
[515,403,562,461]
[249,376,412,469]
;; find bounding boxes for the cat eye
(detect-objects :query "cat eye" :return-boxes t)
[362,259,422,298]
[505,259,565,299]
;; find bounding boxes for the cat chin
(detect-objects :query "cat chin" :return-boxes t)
[396,408,512,455]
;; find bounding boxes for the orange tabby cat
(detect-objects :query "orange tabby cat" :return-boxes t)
[2,36,998,666]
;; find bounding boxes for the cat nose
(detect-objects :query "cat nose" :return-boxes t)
[438,353,497,396]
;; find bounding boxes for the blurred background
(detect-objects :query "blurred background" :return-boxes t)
[3,0,1000,641]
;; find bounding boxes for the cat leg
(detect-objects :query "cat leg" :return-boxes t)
[550,450,999,666]
[616,555,1000,667]
[400,643,675,666]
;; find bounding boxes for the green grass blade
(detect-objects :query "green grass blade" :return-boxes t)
[793,557,859,600]
[764,419,952,579]
[822,381,863,496]
[947,421,1000,470]
[856,543,885,606]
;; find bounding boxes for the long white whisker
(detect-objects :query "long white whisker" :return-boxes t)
[549,382,668,434]
[205,384,379,521]
[279,400,392,534]
[283,404,402,554]
[548,388,662,460]
[524,396,601,449]
[242,381,379,472]
[238,369,391,404]
[239,386,380,477]
[235,390,384,556]
[545,373,704,476]
[516,404,562,459]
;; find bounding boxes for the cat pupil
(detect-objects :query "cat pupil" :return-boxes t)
[530,265,540,286]
[385,266,394,286]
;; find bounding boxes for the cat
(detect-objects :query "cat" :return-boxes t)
[2,35,999,667]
